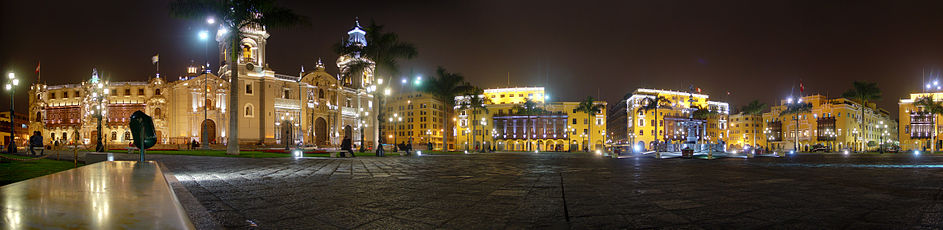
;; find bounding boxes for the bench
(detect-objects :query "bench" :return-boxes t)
[0,161,195,229]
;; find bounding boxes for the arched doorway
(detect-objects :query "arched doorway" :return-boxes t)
[90,131,98,146]
[281,121,293,145]
[201,119,216,144]
[315,117,328,146]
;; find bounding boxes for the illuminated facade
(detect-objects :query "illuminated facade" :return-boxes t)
[899,92,943,151]
[454,87,607,152]
[625,88,730,150]
[382,92,445,150]
[727,113,766,150]
[28,20,378,148]
[762,95,897,152]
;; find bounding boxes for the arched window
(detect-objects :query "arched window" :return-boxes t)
[62,132,68,140]
[124,131,131,141]
[318,89,324,99]
[111,132,117,141]
[154,108,162,118]
[154,89,161,95]
[244,104,254,117]
[34,112,41,122]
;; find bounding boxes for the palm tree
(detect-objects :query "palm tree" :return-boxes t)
[171,0,307,155]
[458,88,489,152]
[576,97,604,152]
[915,96,943,152]
[638,96,670,151]
[420,67,473,151]
[740,100,768,149]
[514,98,544,151]
[841,81,881,151]
[780,102,812,151]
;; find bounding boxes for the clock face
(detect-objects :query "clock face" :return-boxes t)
[246,63,255,71]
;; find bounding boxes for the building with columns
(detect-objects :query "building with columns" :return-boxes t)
[28,20,379,149]
[454,87,607,152]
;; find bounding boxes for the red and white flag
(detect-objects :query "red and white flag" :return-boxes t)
[35,61,40,73]
[799,81,805,93]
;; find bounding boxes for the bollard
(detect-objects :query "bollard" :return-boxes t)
[708,152,713,159]
[655,151,661,159]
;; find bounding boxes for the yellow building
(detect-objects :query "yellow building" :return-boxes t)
[454,87,606,152]
[728,113,766,150]
[625,88,730,150]
[898,92,943,151]
[763,95,896,152]
[382,91,445,150]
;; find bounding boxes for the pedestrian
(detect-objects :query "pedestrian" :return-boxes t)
[341,137,355,158]
[406,138,413,156]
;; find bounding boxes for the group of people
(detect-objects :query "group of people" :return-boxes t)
[339,137,417,157]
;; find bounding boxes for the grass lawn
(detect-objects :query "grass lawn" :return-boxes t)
[107,149,290,158]
[0,154,83,186]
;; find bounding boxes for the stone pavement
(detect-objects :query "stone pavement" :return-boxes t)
[150,152,943,229]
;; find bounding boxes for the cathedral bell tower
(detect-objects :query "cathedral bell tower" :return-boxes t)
[336,19,376,89]
[217,21,270,78]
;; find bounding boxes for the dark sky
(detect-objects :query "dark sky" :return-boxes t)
[4,0,943,117]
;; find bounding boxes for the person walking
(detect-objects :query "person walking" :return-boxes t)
[341,137,355,158]
[406,138,413,156]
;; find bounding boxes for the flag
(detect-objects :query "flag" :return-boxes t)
[151,54,159,64]
[799,81,804,93]
[35,61,40,73]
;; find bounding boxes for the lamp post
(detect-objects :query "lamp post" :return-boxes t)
[199,29,211,150]
[89,70,108,152]
[877,121,888,153]
[5,72,18,153]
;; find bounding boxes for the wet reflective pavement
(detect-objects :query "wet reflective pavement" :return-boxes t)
[155,152,943,229]
[0,161,194,229]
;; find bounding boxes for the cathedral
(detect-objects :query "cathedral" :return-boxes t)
[27,21,379,149]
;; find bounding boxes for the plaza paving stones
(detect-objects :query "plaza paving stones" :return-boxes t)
[145,152,943,229]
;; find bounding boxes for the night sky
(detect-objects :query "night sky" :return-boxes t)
[4,0,943,116]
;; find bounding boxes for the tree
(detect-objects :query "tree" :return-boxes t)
[740,100,768,149]
[420,67,473,151]
[638,96,670,151]
[780,102,812,151]
[841,81,881,151]
[171,0,307,155]
[915,96,943,152]
[576,97,604,152]
[458,88,489,152]
[514,98,544,151]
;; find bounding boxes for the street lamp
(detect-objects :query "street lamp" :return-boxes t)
[199,29,212,150]
[88,69,108,152]
[5,72,17,153]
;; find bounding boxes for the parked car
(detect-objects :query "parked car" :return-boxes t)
[810,144,828,152]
